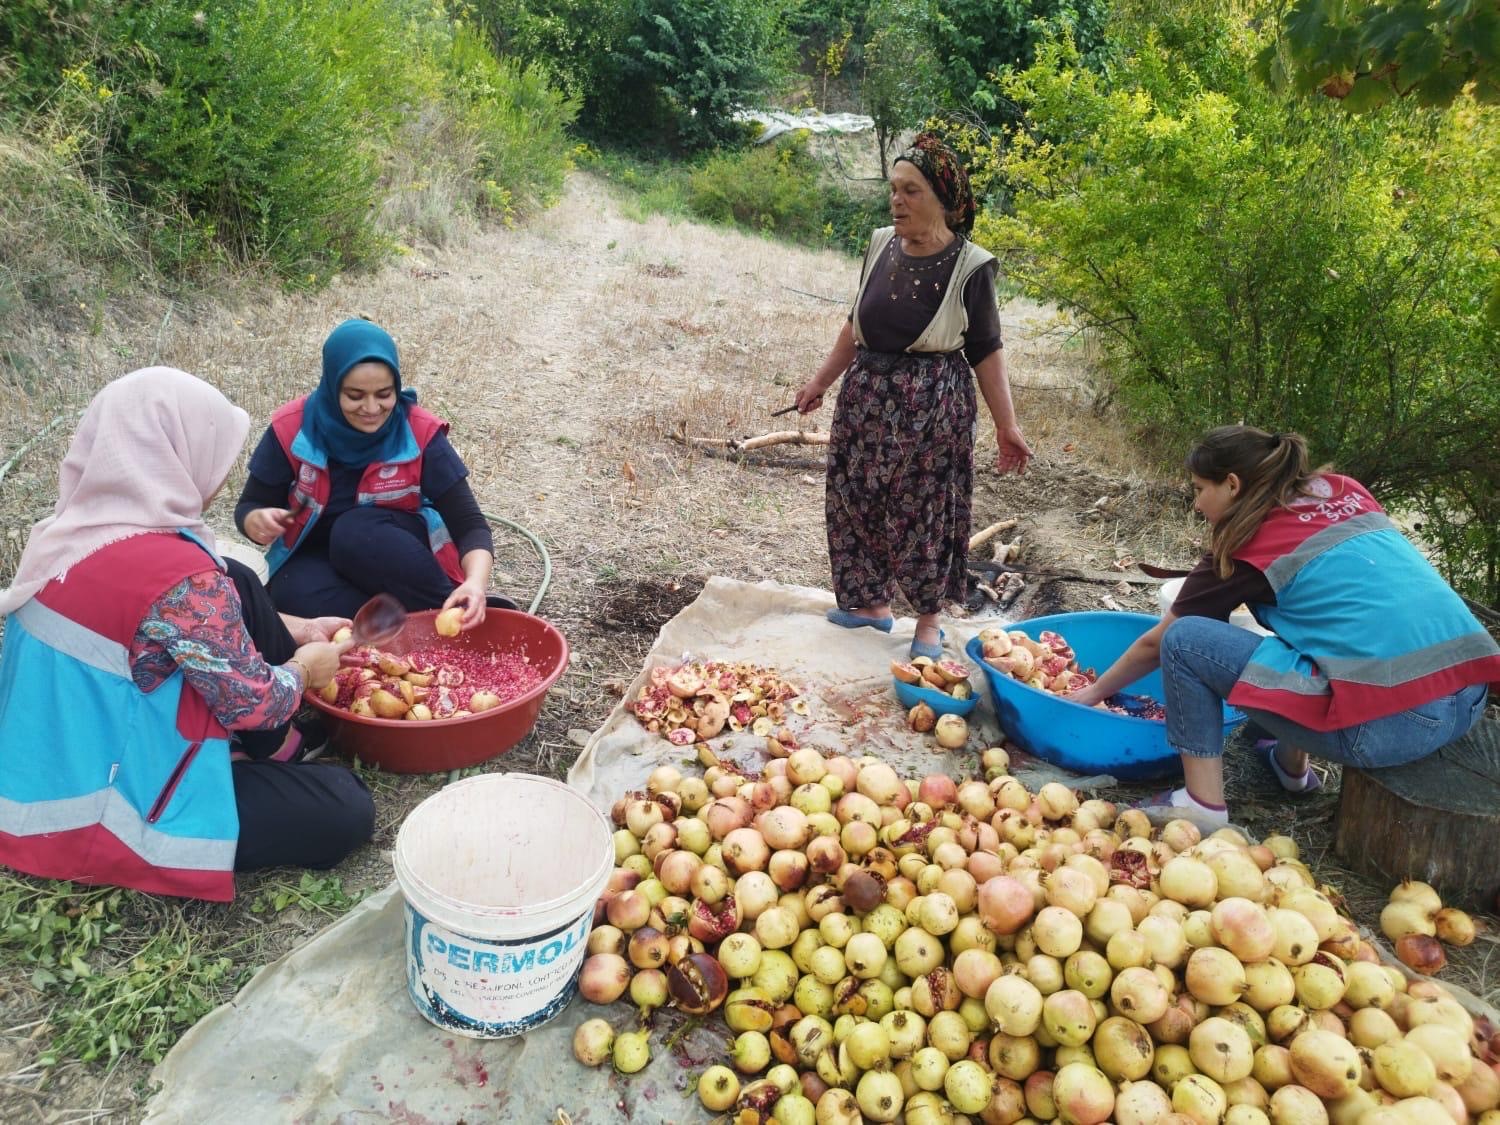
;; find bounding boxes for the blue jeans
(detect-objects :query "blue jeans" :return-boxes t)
[1159,616,1489,769]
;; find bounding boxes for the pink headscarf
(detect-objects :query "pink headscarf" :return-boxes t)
[0,367,250,616]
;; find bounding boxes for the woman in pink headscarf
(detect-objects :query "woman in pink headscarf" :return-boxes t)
[0,368,374,901]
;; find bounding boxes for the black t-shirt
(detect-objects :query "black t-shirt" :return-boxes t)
[849,235,1003,366]
[1171,552,1276,622]
[233,427,493,557]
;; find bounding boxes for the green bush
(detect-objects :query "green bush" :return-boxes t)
[0,0,112,114]
[687,138,824,236]
[105,0,390,280]
[982,26,1500,603]
[624,0,796,149]
[441,25,578,218]
[469,0,636,131]
[0,0,577,289]
[817,186,891,257]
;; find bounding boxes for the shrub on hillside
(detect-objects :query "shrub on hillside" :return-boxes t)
[623,0,796,149]
[687,139,824,236]
[441,26,578,218]
[818,189,892,257]
[983,29,1500,602]
[105,1,388,280]
[470,0,635,124]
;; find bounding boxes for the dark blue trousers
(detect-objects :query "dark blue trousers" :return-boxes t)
[267,506,458,620]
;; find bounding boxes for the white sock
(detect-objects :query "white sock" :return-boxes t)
[1169,787,1230,826]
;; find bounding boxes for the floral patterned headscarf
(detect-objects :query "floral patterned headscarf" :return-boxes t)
[894,132,976,235]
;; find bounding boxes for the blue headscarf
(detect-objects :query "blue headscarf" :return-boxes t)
[304,319,418,466]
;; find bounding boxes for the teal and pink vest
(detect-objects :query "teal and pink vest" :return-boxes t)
[265,397,465,583]
[0,534,239,900]
[1228,475,1500,731]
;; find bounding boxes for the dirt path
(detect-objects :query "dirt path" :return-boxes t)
[0,173,1225,1121]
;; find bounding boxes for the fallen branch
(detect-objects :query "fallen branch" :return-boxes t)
[968,517,1018,551]
[669,428,830,456]
[733,430,830,452]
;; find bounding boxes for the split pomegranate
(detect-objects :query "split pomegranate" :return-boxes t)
[319,641,542,722]
[626,658,803,744]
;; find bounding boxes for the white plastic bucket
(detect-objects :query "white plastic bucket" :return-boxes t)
[394,773,613,1038]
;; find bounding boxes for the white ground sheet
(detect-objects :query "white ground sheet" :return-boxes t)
[148,578,1493,1121]
[147,578,1106,1122]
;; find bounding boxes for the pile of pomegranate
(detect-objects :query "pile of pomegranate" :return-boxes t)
[978,626,1172,721]
[978,628,1097,698]
[627,660,805,745]
[571,751,1499,1123]
[315,644,543,720]
[1380,882,1480,978]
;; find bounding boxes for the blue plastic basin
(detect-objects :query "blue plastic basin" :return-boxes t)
[893,676,979,717]
[966,611,1245,782]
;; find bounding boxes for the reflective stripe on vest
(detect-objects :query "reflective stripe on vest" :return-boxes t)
[0,534,238,900]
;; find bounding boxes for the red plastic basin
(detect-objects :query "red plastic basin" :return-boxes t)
[303,608,569,774]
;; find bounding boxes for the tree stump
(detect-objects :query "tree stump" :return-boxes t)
[1334,715,1500,913]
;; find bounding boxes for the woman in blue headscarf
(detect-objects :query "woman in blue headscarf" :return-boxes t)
[236,319,502,625]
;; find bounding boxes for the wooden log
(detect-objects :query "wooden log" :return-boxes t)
[668,429,830,453]
[732,430,830,452]
[1334,715,1500,913]
[968,517,1018,551]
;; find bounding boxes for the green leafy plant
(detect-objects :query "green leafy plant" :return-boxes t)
[687,136,825,235]
[0,875,242,1064]
[622,0,796,148]
[926,0,1111,110]
[1259,0,1500,111]
[250,872,365,917]
[985,26,1500,602]
[861,0,945,175]
[440,25,579,216]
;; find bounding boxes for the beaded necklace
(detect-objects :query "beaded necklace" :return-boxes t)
[886,235,961,300]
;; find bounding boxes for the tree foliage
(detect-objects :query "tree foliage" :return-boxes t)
[861,0,945,174]
[622,0,795,148]
[1,0,575,282]
[1260,0,1500,111]
[983,27,1500,602]
[928,0,1112,110]
[467,0,636,131]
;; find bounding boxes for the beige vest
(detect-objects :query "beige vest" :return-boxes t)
[851,227,996,354]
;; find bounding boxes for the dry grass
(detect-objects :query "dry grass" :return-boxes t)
[1,171,1495,1122]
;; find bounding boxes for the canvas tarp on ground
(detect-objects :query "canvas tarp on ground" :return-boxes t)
[145,577,1115,1123]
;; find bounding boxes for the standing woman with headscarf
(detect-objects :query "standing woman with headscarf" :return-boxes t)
[236,319,501,624]
[796,133,1032,660]
[0,368,374,901]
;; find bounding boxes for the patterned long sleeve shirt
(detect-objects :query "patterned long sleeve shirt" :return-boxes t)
[129,571,302,731]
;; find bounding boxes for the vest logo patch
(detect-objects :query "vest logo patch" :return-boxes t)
[299,465,318,484]
[378,465,400,480]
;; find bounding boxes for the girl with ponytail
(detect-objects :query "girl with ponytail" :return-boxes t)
[1069,424,1497,827]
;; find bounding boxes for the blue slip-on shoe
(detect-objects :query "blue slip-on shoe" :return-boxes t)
[826,607,894,632]
[909,630,947,661]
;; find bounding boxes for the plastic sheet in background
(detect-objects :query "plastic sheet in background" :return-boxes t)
[733,109,874,144]
[146,577,1123,1123]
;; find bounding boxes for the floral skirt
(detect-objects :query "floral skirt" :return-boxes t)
[825,348,975,615]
